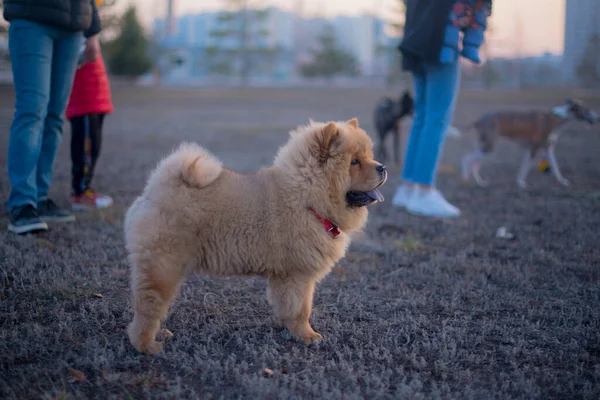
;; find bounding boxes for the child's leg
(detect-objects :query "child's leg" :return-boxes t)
[87,114,105,189]
[71,113,113,210]
[70,116,87,196]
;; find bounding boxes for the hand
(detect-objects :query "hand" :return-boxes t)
[84,35,100,63]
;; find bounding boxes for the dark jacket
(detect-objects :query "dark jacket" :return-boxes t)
[398,0,456,72]
[3,0,101,38]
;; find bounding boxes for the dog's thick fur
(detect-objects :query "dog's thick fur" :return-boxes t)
[460,98,599,188]
[374,91,414,165]
[125,118,387,354]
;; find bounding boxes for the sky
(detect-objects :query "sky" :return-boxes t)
[135,0,566,57]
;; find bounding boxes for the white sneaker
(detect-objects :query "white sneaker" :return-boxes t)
[406,188,461,218]
[392,184,413,209]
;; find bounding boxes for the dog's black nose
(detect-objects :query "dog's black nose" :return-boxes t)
[376,164,386,173]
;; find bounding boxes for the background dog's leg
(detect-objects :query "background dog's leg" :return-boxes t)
[393,127,401,166]
[461,153,474,182]
[472,162,488,187]
[267,276,321,344]
[128,256,183,355]
[461,150,487,186]
[377,139,388,165]
[517,150,534,188]
[376,126,388,164]
[547,145,570,186]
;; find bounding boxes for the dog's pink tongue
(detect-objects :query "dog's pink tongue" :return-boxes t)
[366,189,384,202]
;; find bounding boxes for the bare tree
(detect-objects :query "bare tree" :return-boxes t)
[0,0,7,38]
[207,0,280,83]
[383,0,410,86]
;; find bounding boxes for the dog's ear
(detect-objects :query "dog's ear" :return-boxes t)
[322,121,339,150]
[347,118,359,129]
[314,122,340,163]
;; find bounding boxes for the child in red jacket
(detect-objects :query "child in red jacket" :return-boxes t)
[65,53,114,210]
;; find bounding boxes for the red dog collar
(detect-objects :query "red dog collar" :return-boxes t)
[309,208,341,239]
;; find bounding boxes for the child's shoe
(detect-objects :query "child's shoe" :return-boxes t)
[73,189,114,210]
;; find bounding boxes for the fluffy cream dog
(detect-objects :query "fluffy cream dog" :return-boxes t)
[125,118,387,354]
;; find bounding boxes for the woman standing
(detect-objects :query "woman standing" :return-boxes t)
[4,0,101,234]
[392,0,492,218]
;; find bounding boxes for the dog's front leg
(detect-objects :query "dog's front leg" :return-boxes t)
[377,139,388,165]
[127,255,183,355]
[267,275,322,344]
[517,150,534,188]
[547,145,570,186]
[461,150,488,186]
[393,126,401,166]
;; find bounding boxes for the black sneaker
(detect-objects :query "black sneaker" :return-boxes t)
[37,198,76,223]
[8,204,49,234]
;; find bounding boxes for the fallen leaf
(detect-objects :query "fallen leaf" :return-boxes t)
[495,227,516,240]
[438,164,458,175]
[92,293,104,299]
[68,367,85,383]
[333,267,344,275]
[263,368,274,376]
[102,370,122,382]
[394,236,423,252]
[36,239,56,250]
[103,214,115,224]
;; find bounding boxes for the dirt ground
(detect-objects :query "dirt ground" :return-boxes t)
[1,84,599,399]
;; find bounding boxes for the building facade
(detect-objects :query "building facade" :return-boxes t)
[152,7,396,84]
[563,0,600,82]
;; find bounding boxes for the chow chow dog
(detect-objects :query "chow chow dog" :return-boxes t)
[125,118,387,354]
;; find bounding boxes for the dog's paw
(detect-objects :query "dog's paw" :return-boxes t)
[156,328,174,341]
[475,178,490,188]
[141,340,164,355]
[558,178,570,187]
[287,322,323,345]
[299,331,323,345]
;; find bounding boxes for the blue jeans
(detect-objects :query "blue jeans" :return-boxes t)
[401,61,461,186]
[7,19,82,211]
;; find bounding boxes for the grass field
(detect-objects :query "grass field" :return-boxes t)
[1,84,600,399]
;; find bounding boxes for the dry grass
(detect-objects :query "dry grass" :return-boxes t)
[1,85,600,399]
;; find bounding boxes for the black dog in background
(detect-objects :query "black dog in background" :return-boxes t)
[374,91,414,165]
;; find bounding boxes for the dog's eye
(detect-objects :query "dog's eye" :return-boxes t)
[351,159,360,166]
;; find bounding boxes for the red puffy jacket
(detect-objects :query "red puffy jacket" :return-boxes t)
[66,55,114,119]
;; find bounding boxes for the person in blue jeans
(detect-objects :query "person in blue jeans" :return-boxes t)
[4,0,102,234]
[392,0,492,218]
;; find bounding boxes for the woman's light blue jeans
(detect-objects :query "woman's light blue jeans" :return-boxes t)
[7,19,82,211]
[401,60,461,186]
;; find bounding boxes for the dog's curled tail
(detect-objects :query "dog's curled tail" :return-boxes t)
[158,142,223,188]
[178,142,223,187]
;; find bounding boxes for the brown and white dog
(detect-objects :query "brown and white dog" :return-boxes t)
[460,98,599,188]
